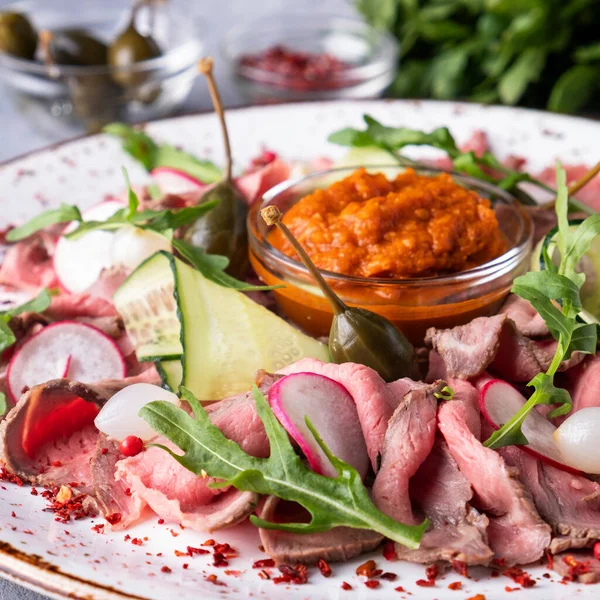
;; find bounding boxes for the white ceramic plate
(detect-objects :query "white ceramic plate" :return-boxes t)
[1,100,599,600]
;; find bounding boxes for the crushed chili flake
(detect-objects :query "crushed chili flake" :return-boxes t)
[224,570,241,577]
[157,518,165,524]
[131,538,143,546]
[203,539,216,546]
[42,485,94,523]
[542,573,551,579]
[545,550,554,569]
[174,550,187,557]
[381,572,397,581]
[273,564,308,585]
[383,540,396,561]
[30,487,38,496]
[100,448,108,455]
[416,578,435,587]
[426,564,439,581]
[187,546,210,556]
[252,558,275,569]
[124,488,132,497]
[183,564,189,570]
[10,511,16,518]
[466,596,486,600]
[161,566,171,574]
[91,524,104,534]
[105,513,122,525]
[51,460,62,467]
[395,586,406,592]
[365,580,380,589]
[356,559,377,578]
[503,566,536,588]
[341,581,352,590]
[258,570,270,580]
[316,558,332,577]
[505,586,519,592]
[0,468,23,486]
[213,543,236,556]
[448,581,462,590]
[492,557,507,567]
[169,529,179,537]
[213,553,228,568]
[205,574,226,587]
[561,555,592,581]
[452,559,469,577]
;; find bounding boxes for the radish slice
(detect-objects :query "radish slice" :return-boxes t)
[480,379,581,475]
[151,167,206,195]
[54,200,124,293]
[94,383,180,441]
[110,226,171,271]
[7,321,126,402]
[268,372,369,479]
[555,408,600,474]
[57,355,72,378]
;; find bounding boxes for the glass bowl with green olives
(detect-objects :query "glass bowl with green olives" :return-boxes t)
[0,0,204,134]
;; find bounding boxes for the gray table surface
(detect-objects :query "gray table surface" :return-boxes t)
[0,0,355,598]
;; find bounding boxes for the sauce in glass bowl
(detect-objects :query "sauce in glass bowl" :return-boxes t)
[248,166,533,344]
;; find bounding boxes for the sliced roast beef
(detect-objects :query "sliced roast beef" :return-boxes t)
[278,358,423,471]
[499,295,549,338]
[501,446,600,553]
[566,355,600,413]
[85,433,146,530]
[426,314,584,382]
[115,373,279,532]
[45,292,118,320]
[258,496,383,565]
[91,364,162,398]
[400,437,492,565]
[372,381,442,524]
[438,380,551,565]
[551,552,600,584]
[0,379,105,486]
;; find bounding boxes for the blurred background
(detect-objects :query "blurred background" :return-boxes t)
[0,0,598,163]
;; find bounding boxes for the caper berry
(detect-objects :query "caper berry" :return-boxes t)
[0,12,37,60]
[39,29,108,66]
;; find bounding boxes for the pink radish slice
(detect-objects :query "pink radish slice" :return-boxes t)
[7,321,126,402]
[53,199,125,294]
[57,355,72,378]
[151,167,206,195]
[480,379,582,475]
[268,372,370,479]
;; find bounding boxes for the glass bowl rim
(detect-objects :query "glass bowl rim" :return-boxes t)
[248,164,534,288]
[0,0,205,77]
[220,14,399,83]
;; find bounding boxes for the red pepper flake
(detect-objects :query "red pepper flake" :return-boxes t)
[213,543,237,556]
[156,552,162,557]
[51,460,62,467]
[505,586,519,592]
[131,538,143,546]
[105,513,122,526]
[0,468,24,486]
[448,581,462,590]
[169,529,179,537]
[124,534,131,541]
[316,558,332,578]
[23,529,34,535]
[91,524,104,534]
[258,570,270,580]
[452,559,469,578]
[213,553,228,568]
[252,558,275,569]
[187,546,210,556]
[203,539,216,546]
[545,550,554,570]
[10,511,16,518]
[30,488,38,496]
[416,578,435,587]
[492,557,507,568]
[426,564,439,581]
[161,566,171,574]
[503,566,536,588]
[224,570,241,577]
[124,488,132,497]
[365,580,380,589]
[542,573,551,579]
[174,550,187,557]
[594,542,600,562]
[356,559,377,578]
[205,574,226,587]
[341,582,352,590]
[561,555,592,581]
[467,596,486,600]
[383,540,396,561]
[40,485,94,523]
[273,564,308,585]
[381,572,397,581]
[183,564,189,570]
[157,518,165,525]
[395,586,406,592]
[100,448,108,455]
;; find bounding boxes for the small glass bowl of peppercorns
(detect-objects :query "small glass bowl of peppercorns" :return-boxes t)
[0,0,204,134]
[222,14,399,104]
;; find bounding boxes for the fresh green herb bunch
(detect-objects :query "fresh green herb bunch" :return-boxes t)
[357,0,599,113]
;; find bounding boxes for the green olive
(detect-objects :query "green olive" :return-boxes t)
[40,29,108,66]
[108,22,161,87]
[0,12,37,59]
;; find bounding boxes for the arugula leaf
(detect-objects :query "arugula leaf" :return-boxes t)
[484,163,599,450]
[6,204,82,242]
[172,240,280,292]
[0,320,15,355]
[141,386,428,547]
[104,123,222,183]
[0,392,6,418]
[122,168,139,220]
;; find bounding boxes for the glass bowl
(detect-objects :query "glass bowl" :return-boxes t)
[248,166,533,344]
[222,14,398,104]
[0,0,204,135]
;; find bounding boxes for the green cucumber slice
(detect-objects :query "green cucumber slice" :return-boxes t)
[155,359,183,393]
[113,252,183,361]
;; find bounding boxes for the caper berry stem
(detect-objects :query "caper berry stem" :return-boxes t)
[261,206,347,315]
[198,57,233,183]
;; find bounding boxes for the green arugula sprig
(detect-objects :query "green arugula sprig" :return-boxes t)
[484,163,600,450]
[103,123,222,184]
[0,289,53,355]
[141,386,428,547]
[329,115,594,213]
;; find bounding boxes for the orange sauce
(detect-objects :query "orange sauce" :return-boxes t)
[269,168,506,279]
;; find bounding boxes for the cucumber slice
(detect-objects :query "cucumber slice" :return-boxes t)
[113,252,183,361]
[531,219,600,321]
[155,359,183,393]
[116,251,330,401]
